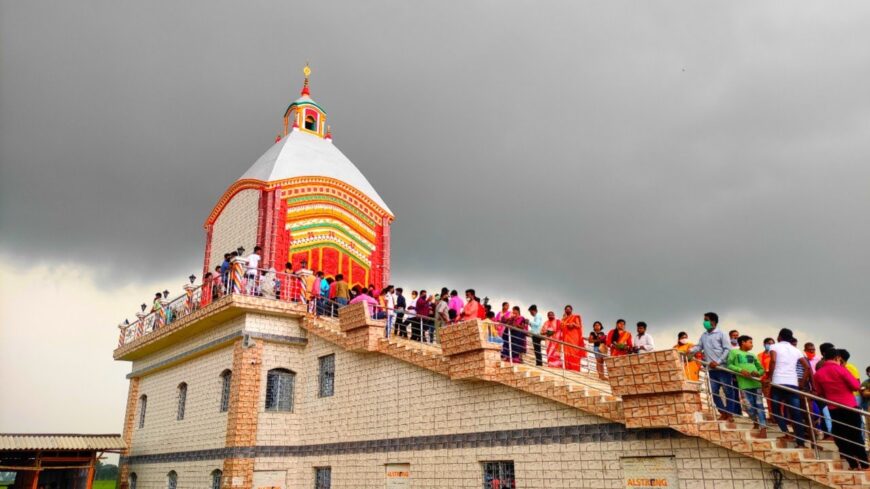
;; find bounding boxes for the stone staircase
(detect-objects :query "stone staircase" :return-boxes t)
[299,306,869,488]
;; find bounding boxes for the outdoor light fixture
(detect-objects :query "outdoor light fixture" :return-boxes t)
[125,319,130,325]
[189,274,196,284]
[163,290,169,299]
[140,303,147,312]
[237,246,245,256]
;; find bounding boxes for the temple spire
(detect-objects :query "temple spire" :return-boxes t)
[300,63,311,96]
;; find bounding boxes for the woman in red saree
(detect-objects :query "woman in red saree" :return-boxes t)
[560,305,586,371]
[541,311,563,367]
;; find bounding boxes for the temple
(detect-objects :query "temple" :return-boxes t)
[111,67,870,489]
[203,65,393,290]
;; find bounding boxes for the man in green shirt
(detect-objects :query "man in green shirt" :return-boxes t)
[726,335,767,437]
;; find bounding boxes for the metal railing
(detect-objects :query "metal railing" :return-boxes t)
[696,360,870,471]
[117,268,309,348]
[492,319,615,395]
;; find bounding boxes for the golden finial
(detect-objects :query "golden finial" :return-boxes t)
[301,62,311,96]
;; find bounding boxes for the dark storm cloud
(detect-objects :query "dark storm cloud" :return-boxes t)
[1,2,869,363]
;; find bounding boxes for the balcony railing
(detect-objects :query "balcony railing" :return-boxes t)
[116,264,309,348]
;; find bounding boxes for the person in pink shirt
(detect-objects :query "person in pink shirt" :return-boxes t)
[813,348,868,470]
[448,290,464,317]
[495,302,511,336]
[349,287,379,317]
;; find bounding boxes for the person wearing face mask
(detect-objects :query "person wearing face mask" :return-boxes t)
[758,338,777,422]
[729,330,740,348]
[674,332,701,381]
[690,312,740,421]
[804,342,819,371]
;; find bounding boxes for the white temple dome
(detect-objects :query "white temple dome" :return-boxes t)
[239,129,392,215]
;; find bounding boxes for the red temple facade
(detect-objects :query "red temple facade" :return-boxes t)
[202,66,393,289]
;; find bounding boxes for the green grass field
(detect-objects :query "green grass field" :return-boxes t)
[93,480,116,489]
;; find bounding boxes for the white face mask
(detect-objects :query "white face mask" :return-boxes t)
[678,338,688,345]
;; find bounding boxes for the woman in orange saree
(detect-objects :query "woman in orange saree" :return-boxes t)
[560,305,586,371]
[541,311,563,367]
[673,331,701,381]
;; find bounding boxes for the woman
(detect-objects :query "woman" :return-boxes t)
[674,331,701,381]
[501,306,528,364]
[588,321,608,379]
[560,305,586,372]
[200,272,213,308]
[606,319,633,357]
[541,311,563,367]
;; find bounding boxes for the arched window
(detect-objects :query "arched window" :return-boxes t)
[304,115,317,131]
[176,382,187,421]
[129,472,138,489]
[138,395,147,429]
[265,368,295,412]
[166,470,178,489]
[219,369,232,413]
[211,469,223,489]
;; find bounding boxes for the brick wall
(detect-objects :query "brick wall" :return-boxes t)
[208,188,260,270]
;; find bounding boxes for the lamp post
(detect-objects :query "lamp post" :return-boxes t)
[237,246,245,256]
[189,274,196,284]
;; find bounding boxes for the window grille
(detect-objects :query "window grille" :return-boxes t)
[482,461,515,489]
[129,473,137,489]
[138,395,147,429]
[176,383,187,421]
[219,370,232,413]
[211,469,222,489]
[166,470,178,489]
[265,368,295,412]
[314,467,331,489]
[318,354,335,397]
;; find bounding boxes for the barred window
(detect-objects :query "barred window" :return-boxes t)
[219,369,232,413]
[314,467,331,489]
[211,469,222,489]
[482,461,515,489]
[166,470,178,489]
[265,368,295,412]
[176,382,187,421]
[318,354,335,397]
[129,473,137,489]
[138,395,147,429]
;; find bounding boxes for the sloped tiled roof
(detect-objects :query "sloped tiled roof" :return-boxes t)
[0,434,126,451]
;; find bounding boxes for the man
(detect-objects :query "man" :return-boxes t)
[448,290,464,317]
[349,287,378,316]
[729,329,740,348]
[383,285,396,338]
[802,342,819,372]
[605,319,633,357]
[768,328,811,447]
[727,335,767,438]
[813,349,869,470]
[245,246,262,296]
[528,305,544,366]
[394,288,407,337]
[861,366,870,433]
[435,294,450,342]
[634,321,655,353]
[220,253,232,290]
[415,290,431,343]
[690,312,739,421]
[460,289,479,321]
[758,337,777,422]
[334,274,350,306]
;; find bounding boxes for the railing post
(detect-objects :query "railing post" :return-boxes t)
[338,302,384,352]
[135,311,146,337]
[439,320,502,381]
[606,350,703,435]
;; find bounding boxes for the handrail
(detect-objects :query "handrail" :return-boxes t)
[693,355,870,417]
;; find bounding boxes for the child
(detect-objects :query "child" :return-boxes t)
[726,335,767,437]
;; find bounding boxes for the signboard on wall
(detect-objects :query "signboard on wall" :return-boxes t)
[385,463,411,489]
[620,456,678,488]
[253,470,286,489]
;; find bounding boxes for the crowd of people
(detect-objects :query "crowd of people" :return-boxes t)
[146,250,870,471]
[679,312,870,471]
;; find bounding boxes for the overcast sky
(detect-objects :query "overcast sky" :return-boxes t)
[1,1,869,435]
